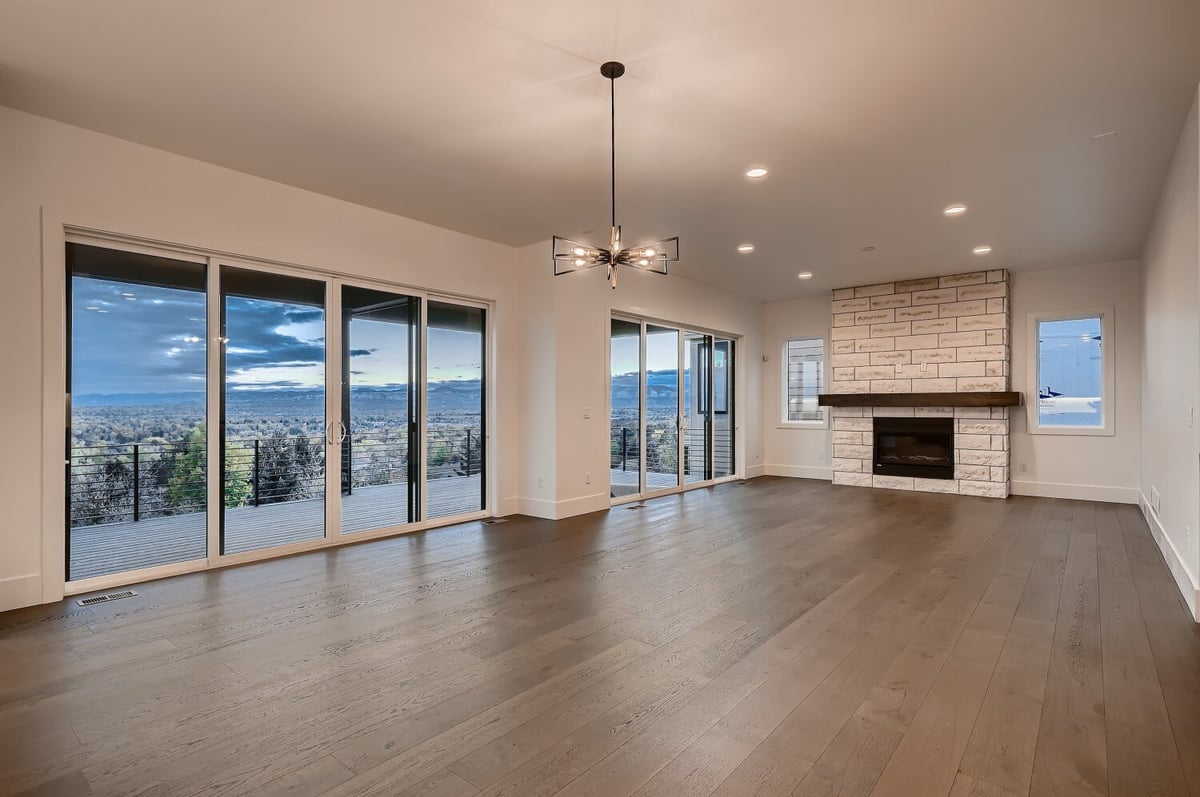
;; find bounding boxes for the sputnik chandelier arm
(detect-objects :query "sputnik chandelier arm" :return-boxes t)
[552,61,680,289]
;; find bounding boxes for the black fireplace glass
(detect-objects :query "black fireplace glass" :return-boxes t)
[873,417,954,479]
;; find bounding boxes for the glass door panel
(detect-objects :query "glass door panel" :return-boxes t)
[341,286,418,533]
[645,325,680,492]
[610,318,642,498]
[66,243,208,581]
[683,331,712,484]
[426,301,485,519]
[713,338,735,478]
[220,267,328,554]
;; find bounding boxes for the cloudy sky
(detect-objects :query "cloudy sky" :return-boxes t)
[71,277,482,396]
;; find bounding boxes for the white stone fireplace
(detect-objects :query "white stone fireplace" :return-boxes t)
[824,269,1014,498]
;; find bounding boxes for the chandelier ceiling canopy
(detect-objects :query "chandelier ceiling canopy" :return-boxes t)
[552,61,679,289]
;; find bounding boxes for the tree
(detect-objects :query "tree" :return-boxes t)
[167,426,207,511]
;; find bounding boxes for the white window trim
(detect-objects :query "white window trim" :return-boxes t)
[779,336,829,430]
[1026,306,1115,437]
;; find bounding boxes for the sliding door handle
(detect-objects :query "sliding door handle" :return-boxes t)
[326,421,347,446]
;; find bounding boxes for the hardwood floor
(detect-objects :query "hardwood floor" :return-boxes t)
[2,477,1199,796]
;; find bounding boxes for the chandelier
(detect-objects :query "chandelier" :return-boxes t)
[553,61,679,289]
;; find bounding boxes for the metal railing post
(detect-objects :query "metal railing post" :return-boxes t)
[466,429,473,476]
[132,443,140,522]
[622,428,628,471]
[253,439,261,507]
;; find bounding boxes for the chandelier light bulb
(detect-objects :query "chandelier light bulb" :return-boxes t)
[572,247,586,256]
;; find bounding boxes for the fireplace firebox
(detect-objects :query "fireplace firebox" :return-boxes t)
[873,417,954,480]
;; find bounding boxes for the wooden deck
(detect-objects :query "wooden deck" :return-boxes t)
[68,476,483,580]
[5,480,1200,796]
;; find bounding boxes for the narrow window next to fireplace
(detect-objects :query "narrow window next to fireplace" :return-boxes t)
[873,418,954,480]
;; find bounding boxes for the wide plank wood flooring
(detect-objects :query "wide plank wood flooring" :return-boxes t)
[3,477,1200,796]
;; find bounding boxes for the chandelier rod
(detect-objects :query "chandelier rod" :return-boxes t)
[609,68,616,231]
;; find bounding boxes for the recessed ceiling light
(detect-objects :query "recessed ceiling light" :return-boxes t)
[943,204,968,217]
[860,245,876,252]
[737,243,755,253]
[797,272,814,280]
[745,167,768,179]
[1091,130,1116,140]
[972,245,993,255]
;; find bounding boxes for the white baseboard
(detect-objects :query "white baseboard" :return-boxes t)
[554,492,610,519]
[517,496,558,519]
[763,464,833,481]
[0,573,42,613]
[496,496,521,517]
[1011,480,1139,504]
[517,492,610,520]
[746,464,767,478]
[1140,495,1200,622]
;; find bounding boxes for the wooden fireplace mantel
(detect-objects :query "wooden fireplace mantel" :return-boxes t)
[817,391,1023,408]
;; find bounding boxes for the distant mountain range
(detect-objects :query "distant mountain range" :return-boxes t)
[75,370,692,413]
[74,381,484,412]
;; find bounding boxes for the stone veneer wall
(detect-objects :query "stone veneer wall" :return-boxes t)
[829,269,1011,498]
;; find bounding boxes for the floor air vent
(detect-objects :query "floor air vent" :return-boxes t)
[482,518,509,525]
[77,590,138,607]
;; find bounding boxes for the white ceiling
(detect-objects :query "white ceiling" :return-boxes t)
[2,1,1198,300]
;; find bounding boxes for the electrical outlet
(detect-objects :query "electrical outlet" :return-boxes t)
[921,362,928,373]
[1019,463,1027,472]
[585,472,591,485]
[537,476,544,489]
[583,406,591,420]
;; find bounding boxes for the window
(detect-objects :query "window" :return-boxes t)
[1029,309,1114,435]
[783,337,824,424]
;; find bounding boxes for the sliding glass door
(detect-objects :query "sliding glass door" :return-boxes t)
[220,267,328,555]
[66,243,209,581]
[610,318,641,498]
[341,286,418,533]
[610,316,736,504]
[683,331,712,484]
[65,239,489,587]
[645,325,680,493]
[713,337,735,479]
[426,300,486,519]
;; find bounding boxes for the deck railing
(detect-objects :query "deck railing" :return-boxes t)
[610,423,733,477]
[69,426,483,527]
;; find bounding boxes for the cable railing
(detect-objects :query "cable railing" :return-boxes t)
[225,434,326,508]
[69,440,207,527]
[69,426,485,528]
[610,423,733,478]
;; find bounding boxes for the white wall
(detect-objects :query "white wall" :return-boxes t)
[1009,261,1143,503]
[0,106,528,610]
[517,247,764,518]
[0,105,766,610]
[761,295,832,479]
[1141,87,1200,619]
[759,262,1144,502]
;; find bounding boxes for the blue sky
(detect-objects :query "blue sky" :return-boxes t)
[71,277,482,395]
